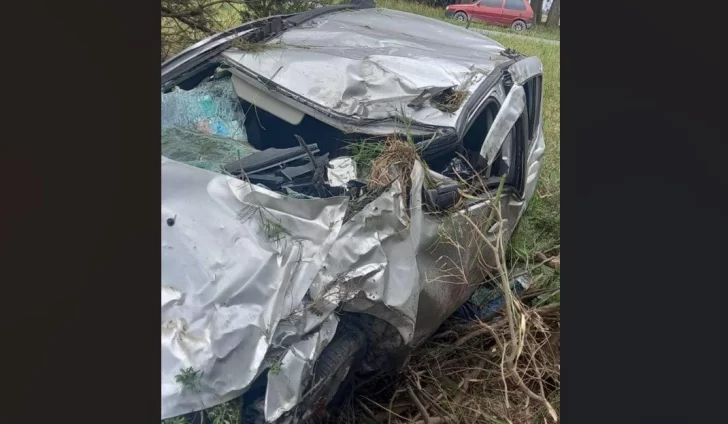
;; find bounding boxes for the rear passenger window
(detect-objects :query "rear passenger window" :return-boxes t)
[480,0,503,7]
[505,0,526,10]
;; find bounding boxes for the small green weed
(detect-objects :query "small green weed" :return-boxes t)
[267,357,282,375]
[238,200,290,244]
[261,218,290,243]
[347,139,386,179]
[175,367,203,392]
[162,417,188,424]
[208,399,242,424]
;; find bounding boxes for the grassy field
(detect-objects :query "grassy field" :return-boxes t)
[486,33,560,293]
[377,0,560,40]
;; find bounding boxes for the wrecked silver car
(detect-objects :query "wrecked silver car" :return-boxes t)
[161,2,545,423]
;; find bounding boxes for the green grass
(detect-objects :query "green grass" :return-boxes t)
[376,0,560,41]
[347,139,387,178]
[485,33,560,295]
[162,417,188,424]
[208,399,242,424]
[167,367,242,424]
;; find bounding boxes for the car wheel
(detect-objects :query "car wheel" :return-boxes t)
[511,20,527,31]
[296,323,367,423]
[454,11,468,22]
[312,324,366,394]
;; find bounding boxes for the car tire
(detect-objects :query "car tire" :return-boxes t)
[312,323,367,389]
[296,323,367,423]
[454,11,468,22]
[511,20,527,31]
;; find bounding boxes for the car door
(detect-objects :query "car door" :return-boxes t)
[502,0,529,26]
[471,0,505,25]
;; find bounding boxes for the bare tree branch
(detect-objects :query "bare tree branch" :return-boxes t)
[161,5,214,34]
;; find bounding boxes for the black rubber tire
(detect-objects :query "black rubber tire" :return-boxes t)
[290,324,367,424]
[454,11,468,22]
[271,325,367,424]
[313,325,367,386]
[511,20,527,31]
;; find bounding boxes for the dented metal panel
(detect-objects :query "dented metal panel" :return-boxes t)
[160,155,530,420]
[161,148,544,421]
[222,8,511,130]
[308,179,422,343]
[265,314,339,422]
[507,56,543,86]
[479,84,526,166]
[161,157,348,419]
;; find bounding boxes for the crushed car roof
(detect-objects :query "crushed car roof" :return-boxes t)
[222,8,510,128]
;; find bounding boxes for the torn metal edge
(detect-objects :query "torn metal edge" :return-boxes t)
[479,84,526,166]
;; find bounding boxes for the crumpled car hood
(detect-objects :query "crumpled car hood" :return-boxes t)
[161,130,544,420]
[159,156,448,420]
[161,157,348,419]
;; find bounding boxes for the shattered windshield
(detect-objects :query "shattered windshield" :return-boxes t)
[161,76,257,173]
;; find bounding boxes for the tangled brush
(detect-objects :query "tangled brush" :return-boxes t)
[330,168,560,424]
[367,135,419,190]
[365,135,422,219]
[335,298,559,424]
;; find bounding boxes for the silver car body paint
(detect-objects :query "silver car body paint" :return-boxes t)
[161,157,348,419]
[264,314,339,422]
[222,8,510,133]
[507,56,543,85]
[479,84,526,166]
[161,7,545,422]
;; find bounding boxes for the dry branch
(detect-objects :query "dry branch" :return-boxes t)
[407,385,431,423]
[330,155,559,424]
[535,252,560,270]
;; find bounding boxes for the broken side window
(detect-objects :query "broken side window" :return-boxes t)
[431,91,528,211]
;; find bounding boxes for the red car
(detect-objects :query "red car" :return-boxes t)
[445,0,534,31]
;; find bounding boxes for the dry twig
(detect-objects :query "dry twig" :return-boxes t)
[331,154,559,424]
[407,385,431,423]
